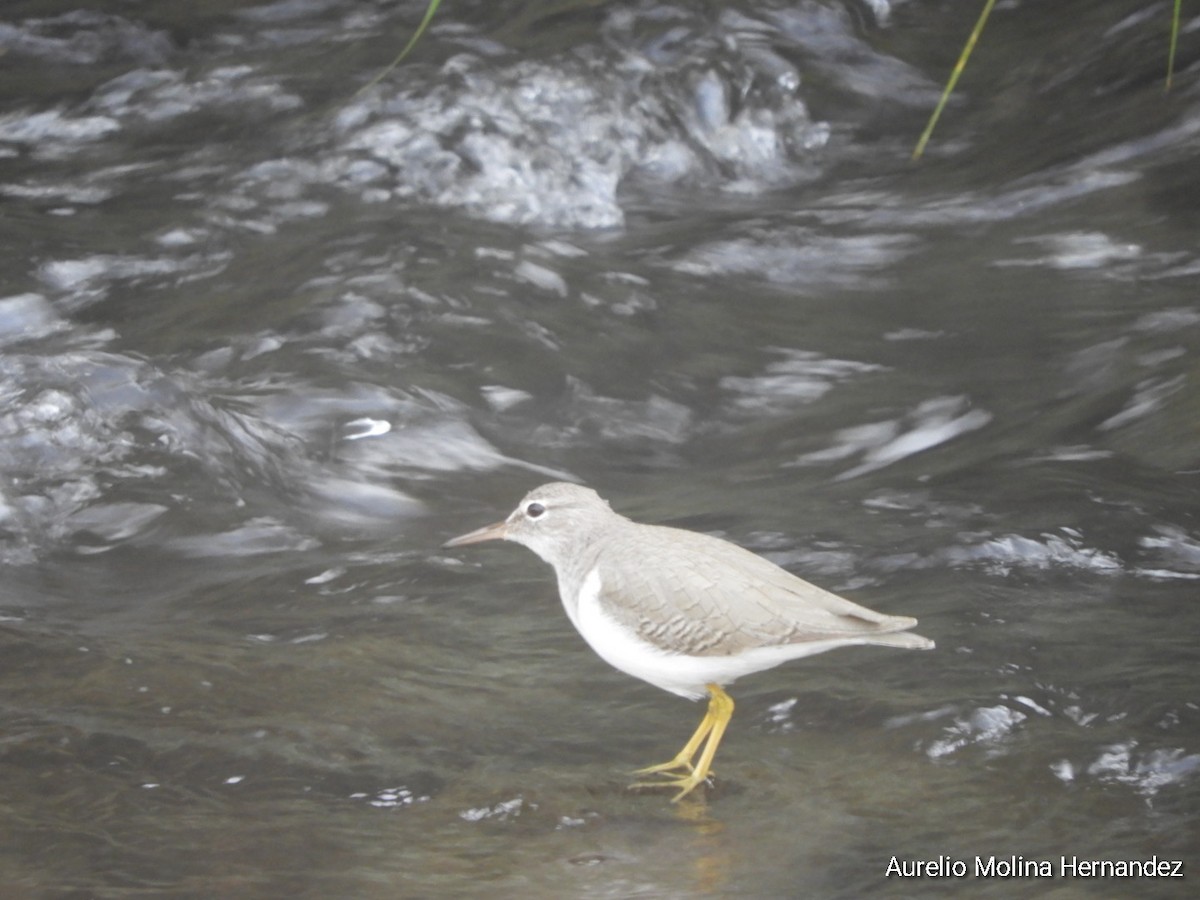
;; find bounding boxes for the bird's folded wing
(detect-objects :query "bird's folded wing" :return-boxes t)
[596,524,918,657]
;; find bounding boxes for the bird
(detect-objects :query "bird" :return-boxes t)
[443,482,933,800]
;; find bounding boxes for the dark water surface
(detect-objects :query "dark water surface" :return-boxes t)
[2,0,1198,896]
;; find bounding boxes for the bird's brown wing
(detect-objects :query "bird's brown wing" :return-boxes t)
[595,523,920,657]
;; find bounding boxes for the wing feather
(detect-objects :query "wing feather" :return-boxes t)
[595,523,921,657]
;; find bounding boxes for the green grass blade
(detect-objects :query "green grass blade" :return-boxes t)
[1166,0,1180,92]
[352,0,443,101]
[913,0,997,161]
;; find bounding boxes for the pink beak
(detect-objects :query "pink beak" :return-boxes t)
[443,519,508,547]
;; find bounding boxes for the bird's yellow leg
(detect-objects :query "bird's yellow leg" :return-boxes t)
[632,705,715,777]
[629,684,735,801]
[668,685,733,801]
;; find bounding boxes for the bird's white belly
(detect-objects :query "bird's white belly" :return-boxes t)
[566,566,836,701]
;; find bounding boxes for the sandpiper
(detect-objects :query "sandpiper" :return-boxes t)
[444,482,933,800]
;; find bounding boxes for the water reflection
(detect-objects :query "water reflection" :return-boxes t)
[674,798,732,895]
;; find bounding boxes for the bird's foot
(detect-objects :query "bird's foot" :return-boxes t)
[631,755,695,778]
[628,769,713,802]
[629,755,715,801]
[627,684,731,802]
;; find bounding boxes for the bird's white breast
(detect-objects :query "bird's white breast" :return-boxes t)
[566,567,701,699]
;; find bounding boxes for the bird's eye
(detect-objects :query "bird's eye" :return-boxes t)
[526,502,546,519]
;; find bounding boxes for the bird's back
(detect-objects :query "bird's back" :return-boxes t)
[591,521,931,657]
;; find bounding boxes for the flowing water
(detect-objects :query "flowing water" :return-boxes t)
[1,0,1197,897]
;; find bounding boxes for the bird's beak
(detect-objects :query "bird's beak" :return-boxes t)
[443,519,508,547]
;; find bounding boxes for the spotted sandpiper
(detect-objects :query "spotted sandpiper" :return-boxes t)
[444,482,933,800]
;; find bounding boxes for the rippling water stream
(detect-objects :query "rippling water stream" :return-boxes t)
[1,1,1197,897]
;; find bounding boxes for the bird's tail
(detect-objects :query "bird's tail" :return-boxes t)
[870,630,935,651]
